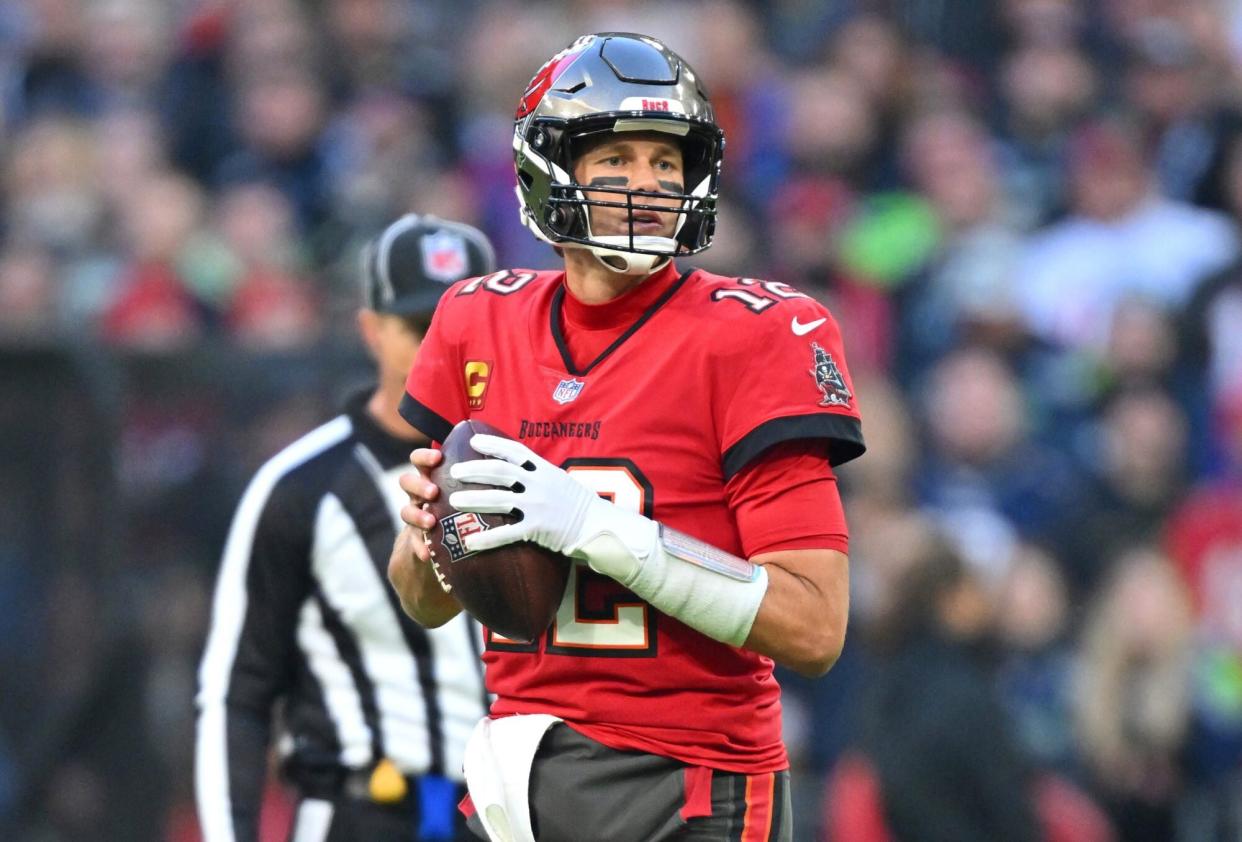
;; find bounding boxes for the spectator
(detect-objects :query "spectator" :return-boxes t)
[101,169,211,347]
[216,65,334,236]
[1061,386,1188,594]
[839,373,919,521]
[994,41,1098,227]
[995,545,1078,777]
[829,13,913,185]
[1166,386,1242,654]
[81,0,172,110]
[0,244,57,338]
[692,1,785,204]
[1014,115,1237,352]
[1182,132,1242,472]
[4,115,103,254]
[1000,0,1085,51]
[92,106,168,209]
[321,91,445,231]
[1121,15,1241,203]
[320,0,416,96]
[855,527,1040,842]
[1074,546,1196,842]
[915,346,1086,580]
[783,66,880,193]
[160,1,238,184]
[9,0,96,121]
[1163,387,1242,841]
[891,108,1027,381]
[213,180,322,348]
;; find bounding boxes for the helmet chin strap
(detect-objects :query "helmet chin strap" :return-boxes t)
[583,243,670,275]
[579,231,678,275]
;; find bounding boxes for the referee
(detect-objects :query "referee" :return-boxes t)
[195,215,496,842]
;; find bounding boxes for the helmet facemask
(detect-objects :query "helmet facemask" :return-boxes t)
[512,34,725,274]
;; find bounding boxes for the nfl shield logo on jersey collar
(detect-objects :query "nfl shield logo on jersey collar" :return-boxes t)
[552,378,585,404]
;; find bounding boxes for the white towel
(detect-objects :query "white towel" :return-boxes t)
[463,714,562,842]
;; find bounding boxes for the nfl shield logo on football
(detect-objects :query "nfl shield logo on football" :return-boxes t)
[552,378,584,404]
[421,231,468,283]
[439,511,489,561]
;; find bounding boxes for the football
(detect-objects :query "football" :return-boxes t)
[424,419,571,642]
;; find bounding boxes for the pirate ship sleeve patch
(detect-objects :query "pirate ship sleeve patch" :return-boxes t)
[716,302,864,477]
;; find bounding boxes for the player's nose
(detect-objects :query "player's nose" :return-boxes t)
[629,161,663,193]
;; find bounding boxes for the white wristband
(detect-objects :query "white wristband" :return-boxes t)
[571,511,769,647]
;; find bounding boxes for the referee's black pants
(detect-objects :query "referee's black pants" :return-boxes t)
[287,774,472,842]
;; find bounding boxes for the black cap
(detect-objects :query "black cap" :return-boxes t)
[362,214,497,316]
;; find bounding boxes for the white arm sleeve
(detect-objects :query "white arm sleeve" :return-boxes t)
[573,509,768,648]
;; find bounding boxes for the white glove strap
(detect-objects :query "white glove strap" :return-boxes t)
[572,506,769,648]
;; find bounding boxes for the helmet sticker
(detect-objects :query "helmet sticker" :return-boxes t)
[617,97,685,113]
[516,36,595,119]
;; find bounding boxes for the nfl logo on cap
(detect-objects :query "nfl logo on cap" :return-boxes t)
[364,214,497,316]
[421,230,469,283]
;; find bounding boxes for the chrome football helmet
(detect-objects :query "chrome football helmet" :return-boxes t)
[513,33,725,274]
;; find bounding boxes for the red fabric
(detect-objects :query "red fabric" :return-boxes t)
[1165,484,1242,646]
[406,265,860,773]
[181,4,231,54]
[560,269,850,557]
[821,754,892,842]
[101,262,201,345]
[741,772,777,842]
[681,766,714,821]
[163,779,293,842]
[558,262,682,371]
[828,276,893,375]
[1035,774,1116,842]
[727,440,848,557]
[226,269,321,344]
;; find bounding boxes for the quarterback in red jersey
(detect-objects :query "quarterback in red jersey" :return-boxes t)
[389,33,864,842]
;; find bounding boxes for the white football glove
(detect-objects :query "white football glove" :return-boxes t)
[448,434,768,647]
[447,434,654,585]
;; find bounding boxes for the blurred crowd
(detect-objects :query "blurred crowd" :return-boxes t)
[3,0,1242,839]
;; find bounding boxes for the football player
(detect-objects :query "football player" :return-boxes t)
[388,33,864,842]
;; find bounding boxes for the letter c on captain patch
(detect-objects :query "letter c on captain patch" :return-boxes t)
[464,360,492,410]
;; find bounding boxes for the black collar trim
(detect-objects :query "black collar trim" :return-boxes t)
[550,268,696,376]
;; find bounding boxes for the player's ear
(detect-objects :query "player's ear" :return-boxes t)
[357,309,381,357]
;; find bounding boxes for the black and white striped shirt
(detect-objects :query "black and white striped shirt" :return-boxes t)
[195,390,487,842]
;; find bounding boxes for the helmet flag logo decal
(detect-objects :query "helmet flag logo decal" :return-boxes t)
[516,37,595,119]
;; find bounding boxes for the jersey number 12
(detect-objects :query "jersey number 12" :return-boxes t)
[488,459,657,657]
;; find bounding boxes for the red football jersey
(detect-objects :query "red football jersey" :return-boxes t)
[401,262,864,772]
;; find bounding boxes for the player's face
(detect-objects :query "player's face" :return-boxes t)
[573,134,684,239]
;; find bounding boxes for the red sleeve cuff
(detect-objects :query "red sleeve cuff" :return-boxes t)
[725,440,849,559]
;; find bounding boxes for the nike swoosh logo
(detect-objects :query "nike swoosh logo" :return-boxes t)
[791,316,826,336]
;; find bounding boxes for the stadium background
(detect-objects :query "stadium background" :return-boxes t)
[2,0,1242,839]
